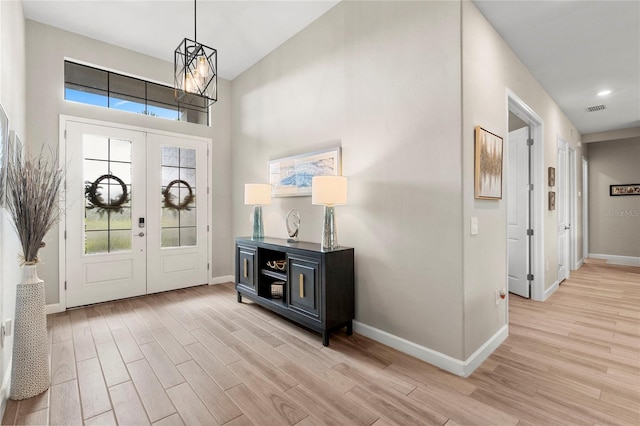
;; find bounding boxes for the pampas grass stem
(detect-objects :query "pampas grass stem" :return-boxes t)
[5,147,63,264]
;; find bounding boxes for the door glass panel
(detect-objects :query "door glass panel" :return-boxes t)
[161,145,197,248]
[83,136,133,254]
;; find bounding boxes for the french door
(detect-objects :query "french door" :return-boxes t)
[65,120,209,308]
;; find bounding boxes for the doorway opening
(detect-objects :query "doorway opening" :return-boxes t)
[507,91,545,301]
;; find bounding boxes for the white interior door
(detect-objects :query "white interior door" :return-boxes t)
[66,122,147,307]
[65,120,209,308]
[557,138,570,283]
[507,127,530,298]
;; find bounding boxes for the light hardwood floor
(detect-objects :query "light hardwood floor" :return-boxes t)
[3,260,639,425]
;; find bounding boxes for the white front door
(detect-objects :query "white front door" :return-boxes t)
[557,137,570,283]
[146,133,209,294]
[507,127,530,298]
[65,120,209,308]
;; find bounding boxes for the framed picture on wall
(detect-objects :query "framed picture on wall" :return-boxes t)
[9,130,23,164]
[269,146,341,197]
[474,126,503,200]
[610,184,640,196]
[0,104,9,206]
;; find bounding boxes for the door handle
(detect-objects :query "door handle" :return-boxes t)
[299,274,305,298]
[135,232,145,237]
[243,258,248,278]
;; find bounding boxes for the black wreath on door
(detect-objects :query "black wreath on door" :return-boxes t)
[162,179,195,211]
[85,174,129,215]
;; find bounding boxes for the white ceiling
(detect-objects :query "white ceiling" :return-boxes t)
[22,1,639,136]
[473,0,640,136]
[22,0,340,81]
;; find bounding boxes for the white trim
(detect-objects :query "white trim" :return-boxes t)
[588,253,640,267]
[557,135,570,282]
[543,280,560,301]
[210,275,234,285]
[569,146,578,271]
[353,321,508,377]
[58,118,67,312]
[46,303,65,315]
[582,157,589,264]
[0,357,12,422]
[577,257,584,268]
[507,90,545,301]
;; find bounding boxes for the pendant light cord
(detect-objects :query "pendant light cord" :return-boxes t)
[194,0,197,41]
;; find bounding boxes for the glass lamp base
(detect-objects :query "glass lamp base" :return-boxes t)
[321,205,338,251]
[252,205,264,240]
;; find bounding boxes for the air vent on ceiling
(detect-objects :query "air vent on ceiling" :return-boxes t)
[586,104,607,112]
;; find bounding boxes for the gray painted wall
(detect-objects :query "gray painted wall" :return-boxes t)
[462,1,585,357]
[232,1,466,359]
[25,21,233,305]
[588,137,640,257]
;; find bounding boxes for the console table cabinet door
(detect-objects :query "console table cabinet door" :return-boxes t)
[237,246,256,293]
[288,256,320,319]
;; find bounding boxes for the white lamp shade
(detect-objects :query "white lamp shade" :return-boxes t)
[244,184,272,205]
[312,176,347,206]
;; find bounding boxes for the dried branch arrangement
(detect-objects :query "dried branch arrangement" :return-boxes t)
[5,148,63,264]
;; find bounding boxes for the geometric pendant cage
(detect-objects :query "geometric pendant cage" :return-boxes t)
[174,0,217,107]
[174,38,217,106]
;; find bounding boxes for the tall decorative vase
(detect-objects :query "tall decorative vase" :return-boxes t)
[10,264,50,400]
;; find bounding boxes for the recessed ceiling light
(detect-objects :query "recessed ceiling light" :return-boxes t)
[597,90,612,96]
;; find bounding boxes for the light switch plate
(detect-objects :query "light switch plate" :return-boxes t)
[471,217,479,235]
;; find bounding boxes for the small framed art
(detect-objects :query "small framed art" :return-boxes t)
[610,184,640,196]
[474,126,503,200]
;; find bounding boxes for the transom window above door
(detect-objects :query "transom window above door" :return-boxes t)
[64,61,210,126]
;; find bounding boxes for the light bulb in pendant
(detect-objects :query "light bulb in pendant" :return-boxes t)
[197,56,210,78]
[185,73,196,93]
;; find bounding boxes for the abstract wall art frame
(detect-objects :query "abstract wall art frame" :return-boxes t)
[610,184,640,196]
[0,104,9,206]
[474,126,503,200]
[269,146,341,197]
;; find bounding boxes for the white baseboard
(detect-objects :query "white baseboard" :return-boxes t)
[46,302,65,315]
[576,258,584,268]
[0,357,12,423]
[588,253,640,267]
[353,321,508,377]
[543,280,560,301]
[210,275,234,285]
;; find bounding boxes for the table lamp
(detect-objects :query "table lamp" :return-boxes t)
[244,183,271,240]
[312,176,347,250]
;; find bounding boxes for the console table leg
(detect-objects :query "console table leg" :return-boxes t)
[322,331,329,347]
[346,320,353,336]
[237,292,242,303]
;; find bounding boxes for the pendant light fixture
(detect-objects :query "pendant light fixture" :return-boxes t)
[174,0,217,106]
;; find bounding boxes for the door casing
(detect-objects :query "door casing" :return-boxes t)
[507,91,545,302]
